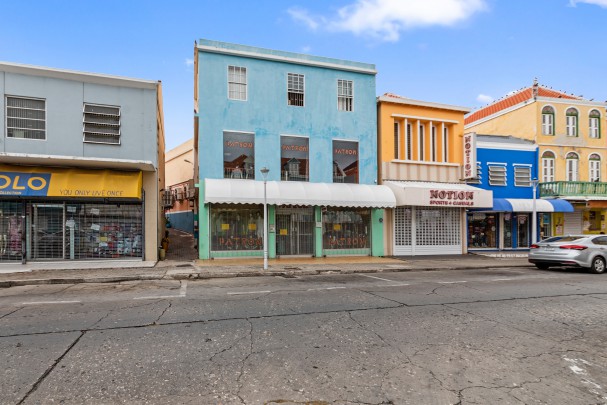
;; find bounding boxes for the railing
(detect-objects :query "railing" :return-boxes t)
[540,181,607,198]
[224,167,255,179]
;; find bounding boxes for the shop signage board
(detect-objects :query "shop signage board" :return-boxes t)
[0,165,142,199]
[462,132,477,180]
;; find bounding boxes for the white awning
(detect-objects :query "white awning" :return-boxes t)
[384,181,493,208]
[204,179,396,208]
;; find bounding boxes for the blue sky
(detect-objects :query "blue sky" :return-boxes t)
[1,0,606,150]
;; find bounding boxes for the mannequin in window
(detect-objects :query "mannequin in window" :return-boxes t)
[0,210,7,255]
[8,213,22,255]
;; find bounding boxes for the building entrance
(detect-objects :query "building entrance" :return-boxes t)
[276,207,314,256]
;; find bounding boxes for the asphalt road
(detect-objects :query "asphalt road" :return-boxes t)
[1,266,607,404]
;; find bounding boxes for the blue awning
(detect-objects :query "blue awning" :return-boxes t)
[472,198,574,212]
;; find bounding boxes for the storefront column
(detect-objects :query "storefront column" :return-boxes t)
[268,205,276,259]
[371,208,385,257]
[199,202,210,259]
[314,206,322,257]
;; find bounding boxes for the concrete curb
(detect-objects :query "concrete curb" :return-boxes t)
[0,262,535,288]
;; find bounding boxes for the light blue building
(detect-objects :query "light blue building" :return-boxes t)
[467,134,573,250]
[194,39,395,259]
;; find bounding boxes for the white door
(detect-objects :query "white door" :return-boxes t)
[563,212,583,235]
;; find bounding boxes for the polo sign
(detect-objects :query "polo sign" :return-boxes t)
[0,172,51,196]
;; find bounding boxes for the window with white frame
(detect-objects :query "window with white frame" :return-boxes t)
[488,164,507,186]
[287,73,304,106]
[442,126,449,162]
[228,66,247,101]
[566,108,578,137]
[466,162,482,184]
[541,151,555,182]
[541,106,554,135]
[589,109,601,139]
[566,152,579,181]
[589,153,601,182]
[6,96,46,140]
[514,165,532,187]
[83,103,121,144]
[337,79,353,111]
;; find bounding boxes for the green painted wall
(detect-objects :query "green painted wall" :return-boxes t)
[314,206,323,257]
[371,208,385,257]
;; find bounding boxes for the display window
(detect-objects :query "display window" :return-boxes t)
[332,140,358,183]
[210,205,263,251]
[467,212,497,248]
[281,136,309,181]
[323,208,370,250]
[223,132,255,179]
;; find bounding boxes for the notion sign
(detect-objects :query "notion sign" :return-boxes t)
[429,189,475,206]
[462,132,477,180]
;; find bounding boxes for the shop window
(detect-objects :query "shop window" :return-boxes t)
[467,212,498,248]
[223,131,255,179]
[6,96,46,140]
[228,65,247,101]
[83,103,121,144]
[210,205,263,251]
[323,208,370,250]
[333,140,358,183]
[514,165,531,187]
[0,202,25,262]
[281,136,309,181]
[287,73,304,106]
[337,79,353,111]
[488,164,507,186]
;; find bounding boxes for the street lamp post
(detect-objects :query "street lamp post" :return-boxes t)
[260,167,270,270]
[532,178,539,244]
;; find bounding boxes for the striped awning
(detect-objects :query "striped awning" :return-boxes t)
[476,198,574,212]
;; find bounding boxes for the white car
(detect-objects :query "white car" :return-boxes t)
[528,235,607,274]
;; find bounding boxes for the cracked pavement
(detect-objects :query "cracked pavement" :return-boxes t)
[1,267,607,404]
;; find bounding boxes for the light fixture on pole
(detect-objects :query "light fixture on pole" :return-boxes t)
[531,178,539,244]
[260,167,270,270]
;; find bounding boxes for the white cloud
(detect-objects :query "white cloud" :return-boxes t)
[290,0,487,42]
[569,0,607,7]
[301,45,312,53]
[287,7,322,30]
[477,94,494,104]
[185,58,194,67]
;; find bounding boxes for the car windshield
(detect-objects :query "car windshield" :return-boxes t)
[542,236,584,243]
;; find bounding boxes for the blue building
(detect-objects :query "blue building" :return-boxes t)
[194,40,395,259]
[467,134,573,251]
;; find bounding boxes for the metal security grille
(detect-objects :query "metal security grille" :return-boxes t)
[276,207,314,256]
[287,73,304,106]
[394,207,411,246]
[31,204,65,260]
[0,202,25,262]
[6,96,46,140]
[416,207,461,247]
[83,103,121,144]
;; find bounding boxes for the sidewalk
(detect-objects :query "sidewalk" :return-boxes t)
[0,254,533,288]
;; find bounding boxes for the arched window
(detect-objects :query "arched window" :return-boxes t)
[589,153,601,182]
[566,152,579,181]
[541,106,555,135]
[566,108,578,137]
[541,151,555,182]
[589,109,601,139]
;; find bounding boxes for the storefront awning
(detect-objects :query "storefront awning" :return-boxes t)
[204,179,396,208]
[475,198,574,212]
[383,181,493,208]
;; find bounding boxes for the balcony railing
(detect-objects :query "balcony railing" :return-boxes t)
[540,181,607,198]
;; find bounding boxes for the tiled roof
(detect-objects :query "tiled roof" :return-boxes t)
[465,85,580,125]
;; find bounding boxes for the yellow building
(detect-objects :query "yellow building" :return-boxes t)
[465,80,607,236]
[377,94,492,256]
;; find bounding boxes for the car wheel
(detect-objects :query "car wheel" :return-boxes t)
[535,263,549,270]
[590,256,606,274]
